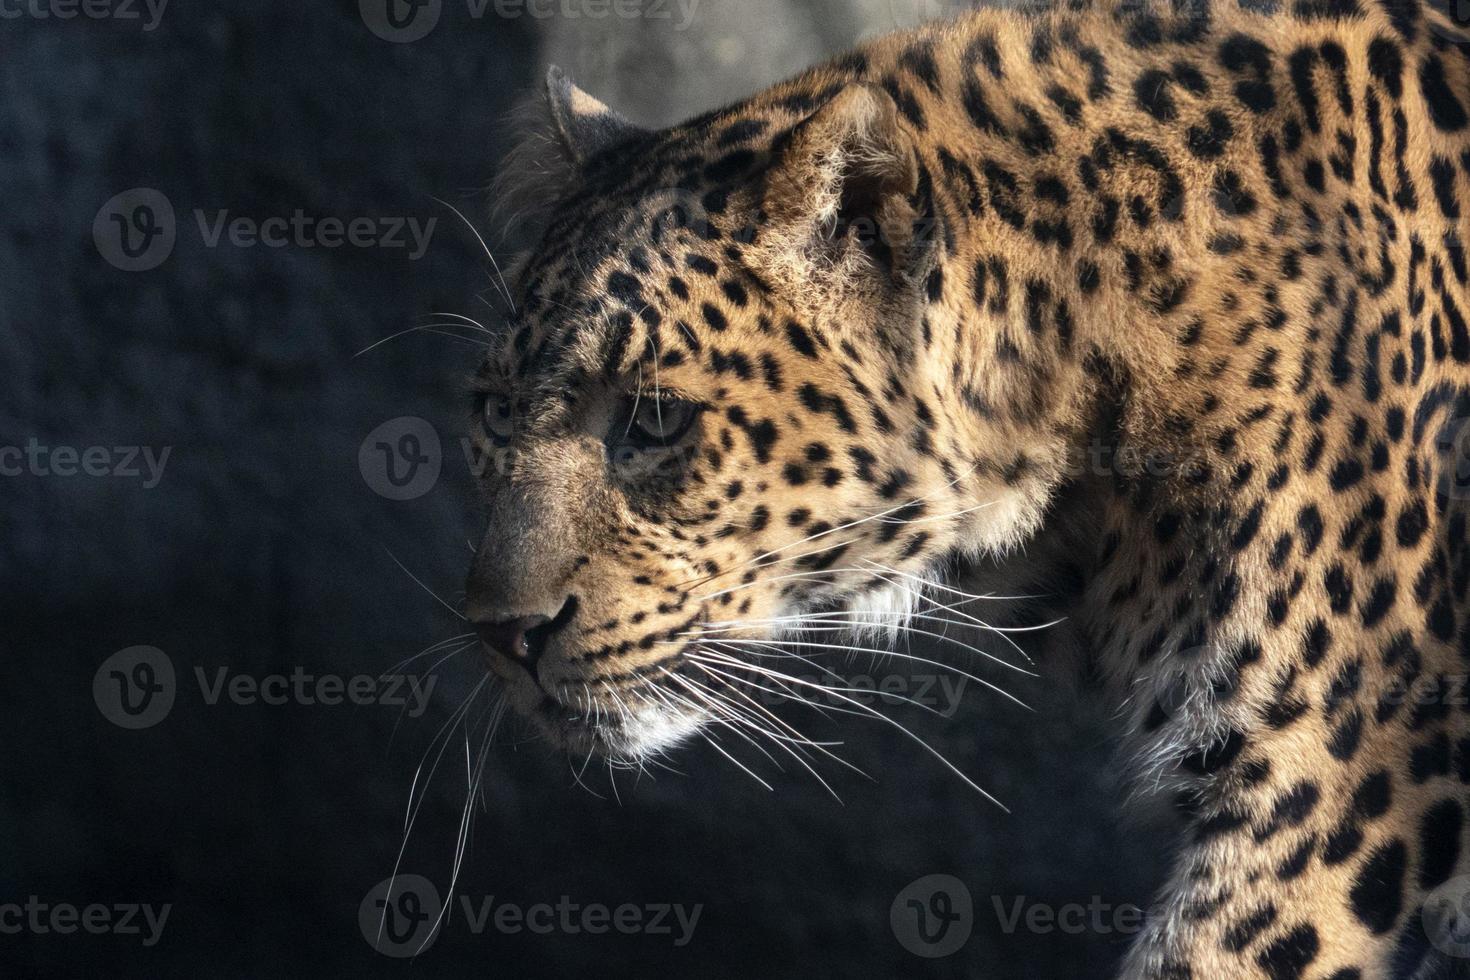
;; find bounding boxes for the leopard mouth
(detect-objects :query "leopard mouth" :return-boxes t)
[528,668,708,761]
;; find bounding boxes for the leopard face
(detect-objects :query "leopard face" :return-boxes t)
[465,75,1071,760]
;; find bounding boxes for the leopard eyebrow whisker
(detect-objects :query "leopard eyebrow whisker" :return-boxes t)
[639,304,665,421]
[432,194,517,316]
[425,311,494,334]
[354,322,495,358]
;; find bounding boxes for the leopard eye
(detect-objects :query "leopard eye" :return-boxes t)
[482,394,515,446]
[622,397,699,449]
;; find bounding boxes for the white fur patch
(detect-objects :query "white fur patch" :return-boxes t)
[605,700,705,760]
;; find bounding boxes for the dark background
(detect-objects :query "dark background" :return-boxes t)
[0,1,1165,975]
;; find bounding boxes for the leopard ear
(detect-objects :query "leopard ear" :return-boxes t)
[756,83,930,287]
[545,65,645,165]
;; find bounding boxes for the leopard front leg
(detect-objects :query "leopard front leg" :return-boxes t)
[1113,638,1470,980]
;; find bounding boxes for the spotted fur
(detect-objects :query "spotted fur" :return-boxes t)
[466,1,1470,975]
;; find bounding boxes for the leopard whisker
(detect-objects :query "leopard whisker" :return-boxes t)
[432,195,517,316]
[677,465,986,592]
[384,548,468,622]
[381,632,477,677]
[378,674,488,949]
[695,636,1031,711]
[694,646,950,717]
[667,670,848,802]
[354,322,493,358]
[423,311,494,334]
[689,615,1038,676]
[690,651,1008,811]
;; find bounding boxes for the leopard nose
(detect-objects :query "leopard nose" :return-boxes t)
[474,615,551,665]
[469,595,579,671]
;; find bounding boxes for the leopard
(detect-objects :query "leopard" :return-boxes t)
[461,0,1470,975]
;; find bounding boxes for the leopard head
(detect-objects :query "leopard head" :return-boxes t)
[464,66,1080,761]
